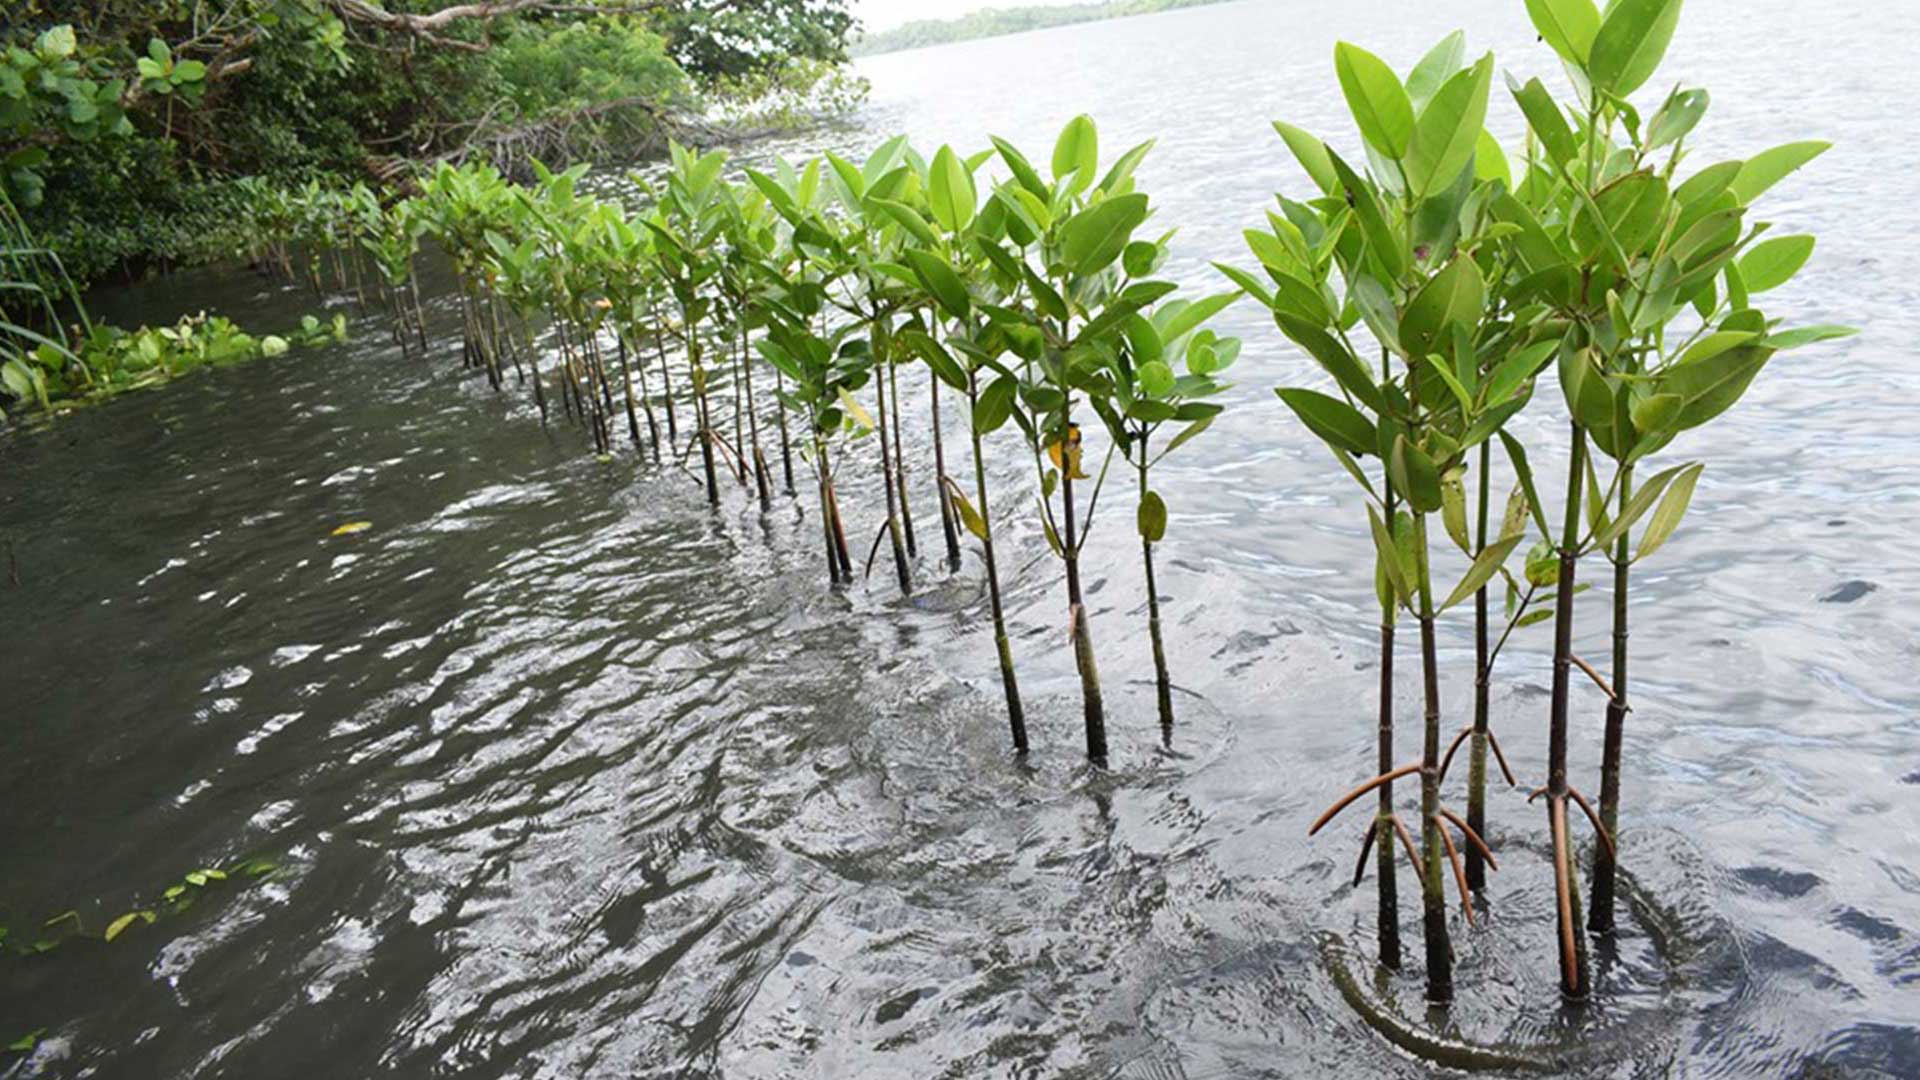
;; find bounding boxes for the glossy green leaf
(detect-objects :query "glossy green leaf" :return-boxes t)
[1059,193,1151,275]
[1591,461,1692,550]
[1407,54,1493,197]
[1276,387,1376,456]
[1272,121,1337,193]
[927,145,976,233]
[1737,234,1814,292]
[1635,461,1703,560]
[904,249,971,320]
[1729,141,1829,204]
[1441,533,1525,611]
[1052,114,1099,194]
[1509,76,1579,168]
[1589,0,1684,96]
[1335,41,1414,159]
[1525,0,1601,65]
[1400,255,1485,359]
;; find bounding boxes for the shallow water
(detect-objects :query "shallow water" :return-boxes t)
[5,0,1920,1076]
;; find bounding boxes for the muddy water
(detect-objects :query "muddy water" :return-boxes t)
[4,0,1919,1076]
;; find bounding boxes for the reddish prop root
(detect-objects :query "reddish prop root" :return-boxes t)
[1352,819,1379,888]
[1433,815,1476,927]
[1308,762,1422,836]
[1438,808,1498,872]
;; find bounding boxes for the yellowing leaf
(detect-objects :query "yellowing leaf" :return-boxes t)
[835,387,875,433]
[330,521,372,536]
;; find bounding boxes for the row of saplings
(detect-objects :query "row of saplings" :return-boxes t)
[262,0,1847,1031]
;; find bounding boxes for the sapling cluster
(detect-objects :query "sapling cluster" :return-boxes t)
[1246,0,1850,1007]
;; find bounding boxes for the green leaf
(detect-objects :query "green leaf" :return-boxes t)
[1628,391,1681,435]
[172,59,206,82]
[1589,0,1684,96]
[1138,359,1175,398]
[1441,534,1524,611]
[1525,0,1601,65]
[105,912,141,942]
[1274,313,1383,414]
[1498,429,1554,538]
[974,375,1017,433]
[1328,151,1406,281]
[1369,504,1411,605]
[1272,121,1336,194]
[1400,254,1485,359]
[1059,193,1150,275]
[1138,490,1168,542]
[1737,234,1814,293]
[927,145,975,234]
[1052,114,1099,195]
[1276,387,1376,456]
[1407,55,1493,198]
[869,198,938,248]
[1663,344,1771,430]
[1474,128,1512,188]
[1509,77,1579,168]
[1097,138,1156,194]
[903,249,971,320]
[1729,141,1829,204]
[1390,435,1443,513]
[39,25,77,60]
[1646,87,1709,148]
[990,135,1049,199]
[1334,42,1415,159]
[1635,462,1703,560]
[1591,461,1690,550]
[1156,289,1239,345]
[1766,324,1856,350]
[1406,31,1465,112]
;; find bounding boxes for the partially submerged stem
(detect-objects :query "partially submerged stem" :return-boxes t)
[1061,434,1106,763]
[871,321,912,595]
[1468,439,1493,891]
[1413,512,1452,1003]
[1138,440,1173,733]
[967,372,1026,752]
[1590,459,1630,935]
[1546,423,1591,997]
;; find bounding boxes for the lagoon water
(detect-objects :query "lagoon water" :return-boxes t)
[5,0,1920,1075]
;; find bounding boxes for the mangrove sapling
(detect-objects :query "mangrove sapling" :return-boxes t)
[899,248,1033,747]
[717,185,781,510]
[1088,275,1241,734]
[643,142,734,505]
[788,136,925,593]
[1247,30,1540,1000]
[757,310,873,587]
[976,116,1171,762]
[1495,0,1853,982]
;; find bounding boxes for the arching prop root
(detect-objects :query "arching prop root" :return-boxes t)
[1338,798,1497,928]
[1437,724,1518,788]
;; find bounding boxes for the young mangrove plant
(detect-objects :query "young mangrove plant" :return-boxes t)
[1247,30,1542,1001]
[645,142,733,505]
[1087,265,1240,735]
[889,149,1034,750]
[974,115,1170,763]
[1497,0,1853,958]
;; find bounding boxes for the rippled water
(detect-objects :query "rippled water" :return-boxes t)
[5,1,1919,1076]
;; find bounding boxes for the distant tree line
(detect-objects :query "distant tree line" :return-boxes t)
[849,0,1231,57]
